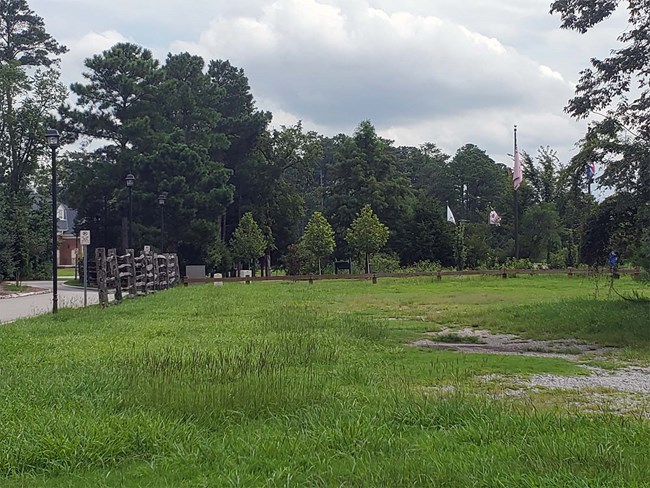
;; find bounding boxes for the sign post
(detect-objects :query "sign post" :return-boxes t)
[80,230,91,307]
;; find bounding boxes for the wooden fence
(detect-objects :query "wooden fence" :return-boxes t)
[185,267,641,285]
[95,248,180,307]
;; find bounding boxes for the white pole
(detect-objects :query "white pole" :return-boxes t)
[83,244,88,307]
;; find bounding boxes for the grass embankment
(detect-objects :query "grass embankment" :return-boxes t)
[1,275,649,486]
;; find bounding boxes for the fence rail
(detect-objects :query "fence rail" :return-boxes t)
[184,267,641,285]
[95,247,180,307]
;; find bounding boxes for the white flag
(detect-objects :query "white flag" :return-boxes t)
[489,210,501,226]
[447,205,456,224]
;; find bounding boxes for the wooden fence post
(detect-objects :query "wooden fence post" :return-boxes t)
[95,248,108,307]
[108,248,122,302]
[436,270,442,281]
[125,249,137,297]
[568,267,574,278]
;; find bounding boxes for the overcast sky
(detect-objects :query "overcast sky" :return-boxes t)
[32,0,627,173]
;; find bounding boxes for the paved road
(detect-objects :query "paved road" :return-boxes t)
[0,281,100,324]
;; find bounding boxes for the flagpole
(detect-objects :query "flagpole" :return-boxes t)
[514,125,520,259]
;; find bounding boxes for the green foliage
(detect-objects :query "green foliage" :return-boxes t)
[363,252,401,273]
[453,223,468,271]
[345,205,389,273]
[0,1,66,282]
[521,203,562,263]
[551,0,650,136]
[502,258,535,270]
[282,243,309,276]
[229,212,266,269]
[326,121,412,250]
[300,211,335,274]
[0,0,67,67]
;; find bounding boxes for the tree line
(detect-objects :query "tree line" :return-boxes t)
[1,0,648,281]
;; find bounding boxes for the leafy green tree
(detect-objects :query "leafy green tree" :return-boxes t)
[580,194,638,266]
[207,59,271,240]
[60,48,235,267]
[301,211,335,274]
[551,1,650,270]
[400,196,454,267]
[453,223,468,271]
[229,212,266,274]
[326,121,412,253]
[345,205,389,273]
[521,203,562,263]
[0,0,66,281]
[448,144,510,223]
[550,0,650,139]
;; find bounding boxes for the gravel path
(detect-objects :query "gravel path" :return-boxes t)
[411,327,650,415]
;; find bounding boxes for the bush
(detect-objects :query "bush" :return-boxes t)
[503,258,534,270]
[401,260,442,273]
[366,252,401,273]
[549,248,568,269]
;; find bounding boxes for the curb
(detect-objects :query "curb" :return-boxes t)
[0,289,50,300]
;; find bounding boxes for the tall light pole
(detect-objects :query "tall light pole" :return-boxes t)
[158,192,167,252]
[125,174,135,249]
[46,129,60,314]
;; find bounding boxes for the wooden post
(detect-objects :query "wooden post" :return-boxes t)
[126,249,137,297]
[309,274,313,285]
[174,254,180,287]
[95,248,108,307]
[502,268,507,279]
[144,250,154,293]
[108,248,122,302]
[568,267,574,279]
[436,270,442,281]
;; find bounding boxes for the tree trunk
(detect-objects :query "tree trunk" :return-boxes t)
[365,253,370,274]
[318,257,322,275]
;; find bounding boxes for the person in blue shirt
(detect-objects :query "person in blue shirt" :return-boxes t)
[608,251,618,273]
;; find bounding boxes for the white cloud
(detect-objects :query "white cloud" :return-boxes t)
[31,0,630,164]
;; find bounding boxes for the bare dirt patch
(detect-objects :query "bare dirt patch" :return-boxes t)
[481,366,650,417]
[410,327,618,359]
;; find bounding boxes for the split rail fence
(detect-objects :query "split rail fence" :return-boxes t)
[95,248,180,307]
[185,267,642,285]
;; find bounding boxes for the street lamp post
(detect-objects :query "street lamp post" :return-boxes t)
[125,174,135,249]
[158,192,167,252]
[46,129,60,314]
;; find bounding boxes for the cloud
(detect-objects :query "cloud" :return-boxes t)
[169,0,580,160]
[60,30,129,87]
[35,0,630,165]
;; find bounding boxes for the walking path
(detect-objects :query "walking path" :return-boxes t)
[0,281,100,324]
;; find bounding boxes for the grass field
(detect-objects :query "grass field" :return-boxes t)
[1,275,649,486]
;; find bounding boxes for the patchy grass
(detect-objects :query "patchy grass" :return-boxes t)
[1,283,30,293]
[1,276,649,486]
[432,332,484,344]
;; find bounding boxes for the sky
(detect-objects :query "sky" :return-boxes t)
[32,0,627,177]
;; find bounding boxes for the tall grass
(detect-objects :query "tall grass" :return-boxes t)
[1,276,649,486]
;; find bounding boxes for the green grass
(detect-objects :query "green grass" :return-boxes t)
[57,268,76,277]
[1,275,649,486]
[1,283,29,292]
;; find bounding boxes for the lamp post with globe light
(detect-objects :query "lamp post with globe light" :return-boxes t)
[46,129,60,313]
[125,174,135,249]
[158,192,167,252]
